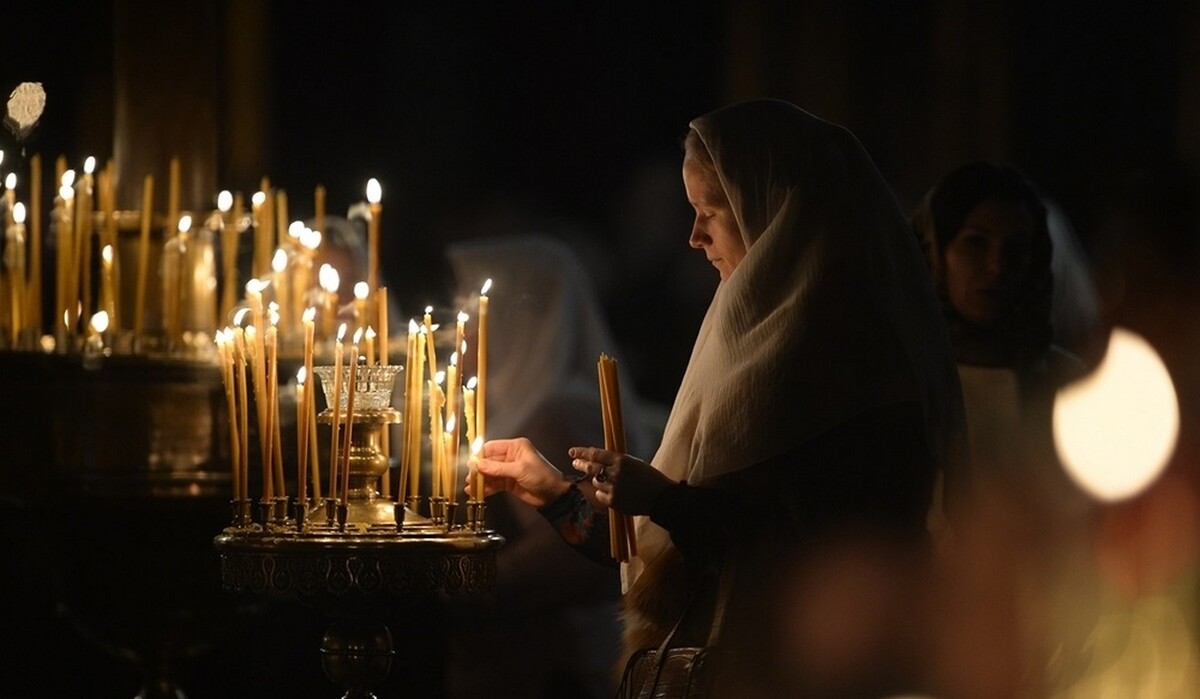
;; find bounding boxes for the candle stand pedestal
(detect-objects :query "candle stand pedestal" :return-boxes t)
[215,364,503,698]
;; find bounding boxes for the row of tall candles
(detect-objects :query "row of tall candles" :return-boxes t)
[214,280,492,512]
[0,150,385,353]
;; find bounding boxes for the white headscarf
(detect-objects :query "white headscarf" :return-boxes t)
[626,99,965,589]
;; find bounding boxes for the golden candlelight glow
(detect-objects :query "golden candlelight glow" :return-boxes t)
[366,178,382,204]
[272,248,288,273]
[354,281,369,300]
[300,227,322,250]
[1053,328,1178,502]
[233,307,250,326]
[251,190,267,207]
[13,202,26,224]
[83,156,96,175]
[178,214,192,233]
[101,244,112,264]
[58,184,73,200]
[218,190,233,212]
[4,172,15,190]
[62,169,76,188]
[90,310,109,334]
[303,306,317,324]
[319,264,340,292]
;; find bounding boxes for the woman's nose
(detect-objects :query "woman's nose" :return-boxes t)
[689,219,708,249]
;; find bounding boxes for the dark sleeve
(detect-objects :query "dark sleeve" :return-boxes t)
[649,401,936,566]
[537,484,617,567]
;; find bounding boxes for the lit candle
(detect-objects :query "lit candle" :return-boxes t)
[87,310,109,353]
[134,175,153,339]
[301,306,317,503]
[366,178,381,302]
[251,190,268,279]
[443,414,457,499]
[445,351,460,486]
[296,225,321,330]
[364,326,376,366]
[75,160,94,330]
[401,320,420,502]
[232,321,250,500]
[353,281,370,333]
[476,279,491,446]
[218,190,238,319]
[319,263,340,342]
[329,323,347,502]
[55,174,75,349]
[6,203,27,347]
[296,366,308,506]
[99,243,115,322]
[423,305,438,380]
[4,172,17,229]
[341,327,365,505]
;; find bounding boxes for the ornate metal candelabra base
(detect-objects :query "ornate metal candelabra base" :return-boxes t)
[215,519,503,697]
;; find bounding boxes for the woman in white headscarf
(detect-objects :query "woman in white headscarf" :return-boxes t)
[473,99,966,695]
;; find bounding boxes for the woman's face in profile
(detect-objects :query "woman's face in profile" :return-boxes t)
[943,197,1034,326]
[683,157,746,281]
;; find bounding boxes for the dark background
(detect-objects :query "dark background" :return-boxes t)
[1,2,1198,697]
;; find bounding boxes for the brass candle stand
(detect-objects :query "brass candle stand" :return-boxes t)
[214,363,503,698]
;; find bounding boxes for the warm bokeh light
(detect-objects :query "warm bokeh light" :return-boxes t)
[178,214,192,233]
[83,156,96,174]
[354,281,369,300]
[61,169,76,188]
[319,264,340,293]
[251,190,266,207]
[366,177,381,204]
[90,311,109,334]
[5,172,16,189]
[272,248,288,273]
[217,190,233,212]
[13,202,25,224]
[1053,327,1178,502]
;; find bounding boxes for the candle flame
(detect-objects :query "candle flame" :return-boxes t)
[303,306,317,323]
[286,220,304,239]
[353,327,364,345]
[425,305,434,314]
[272,248,288,273]
[268,306,280,326]
[457,310,469,323]
[409,318,419,333]
[319,264,340,293]
[435,370,445,385]
[300,227,322,250]
[62,169,76,188]
[471,436,483,455]
[233,307,250,326]
[460,340,467,354]
[245,278,270,294]
[101,244,113,264]
[13,202,25,224]
[178,214,192,233]
[354,281,370,300]
[83,156,96,175]
[297,366,307,385]
[252,190,266,207]
[4,172,15,190]
[446,413,456,432]
[337,323,348,342]
[365,326,377,340]
[63,310,70,328]
[245,325,257,341]
[366,178,382,204]
[0,151,4,167]
[59,184,74,200]
[450,351,458,366]
[217,190,233,212]
[481,278,492,295]
[467,376,477,390]
[90,310,109,334]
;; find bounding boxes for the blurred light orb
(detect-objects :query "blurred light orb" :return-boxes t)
[1053,328,1178,502]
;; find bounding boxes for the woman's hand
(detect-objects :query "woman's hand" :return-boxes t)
[470,437,572,508]
[569,446,674,515]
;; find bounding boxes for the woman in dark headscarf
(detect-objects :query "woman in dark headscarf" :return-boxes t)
[912,162,1086,498]
[473,99,966,696]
